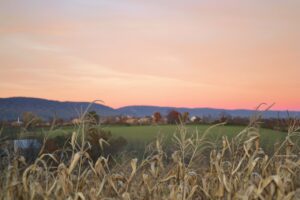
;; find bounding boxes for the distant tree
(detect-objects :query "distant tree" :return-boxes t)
[167,110,181,124]
[55,118,64,126]
[228,117,249,126]
[218,111,232,123]
[153,112,162,123]
[105,116,119,124]
[190,116,201,123]
[182,112,190,123]
[202,115,213,124]
[22,112,43,128]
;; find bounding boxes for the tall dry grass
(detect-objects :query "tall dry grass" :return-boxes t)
[0,114,300,199]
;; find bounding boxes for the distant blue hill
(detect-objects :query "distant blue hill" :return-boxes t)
[0,97,116,121]
[0,97,299,121]
[118,105,298,119]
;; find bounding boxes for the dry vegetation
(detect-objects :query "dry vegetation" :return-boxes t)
[1,112,300,200]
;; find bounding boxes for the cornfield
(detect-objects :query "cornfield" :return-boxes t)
[1,115,300,200]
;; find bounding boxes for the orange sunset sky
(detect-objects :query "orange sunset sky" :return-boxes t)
[0,0,299,110]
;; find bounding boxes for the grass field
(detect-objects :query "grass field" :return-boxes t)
[104,125,287,153]
[11,124,285,154]
[2,124,288,156]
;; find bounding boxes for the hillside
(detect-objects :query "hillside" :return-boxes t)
[0,97,298,121]
[118,106,297,118]
[0,97,116,121]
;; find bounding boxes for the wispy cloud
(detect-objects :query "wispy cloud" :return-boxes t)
[0,0,299,109]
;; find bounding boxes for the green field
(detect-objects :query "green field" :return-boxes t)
[43,124,286,153]
[116,125,284,148]
[2,124,288,154]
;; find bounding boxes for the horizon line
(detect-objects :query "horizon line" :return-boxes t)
[2,96,300,113]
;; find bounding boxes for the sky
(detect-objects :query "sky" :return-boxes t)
[0,0,299,110]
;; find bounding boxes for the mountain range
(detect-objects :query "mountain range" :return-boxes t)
[0,97,299,121]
